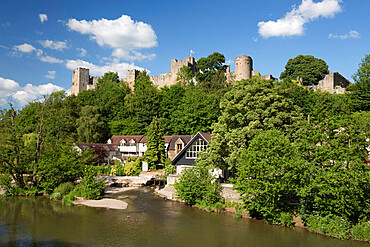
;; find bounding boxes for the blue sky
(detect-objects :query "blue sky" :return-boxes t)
[0,0,368,108]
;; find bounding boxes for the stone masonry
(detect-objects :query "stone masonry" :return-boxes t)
[71,55,277,94]
[71,68,100,96]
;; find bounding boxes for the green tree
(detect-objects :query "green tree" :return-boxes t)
[234,130,305,223]
[144,118,165,168]
[77,106,109,143]
[203,78,302,171]
[280,55,330,85]
[123,71,160,134]
[195,52,226,84]
[177,65,194,87]
[295,115,370,224]
[347,54,370,111]
[159,83,185,135]
[172,86,220,134]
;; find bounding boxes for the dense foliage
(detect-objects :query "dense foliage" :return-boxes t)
[280,55,330,85]
[174,164,222,206]
[1,52,369,242]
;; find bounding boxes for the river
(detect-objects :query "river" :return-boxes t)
[0,188,367,247]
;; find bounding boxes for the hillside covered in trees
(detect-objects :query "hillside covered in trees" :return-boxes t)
[0,53,369,241]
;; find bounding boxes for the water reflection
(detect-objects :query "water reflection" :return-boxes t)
[0,189,368,247]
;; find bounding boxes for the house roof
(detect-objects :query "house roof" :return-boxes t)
[168,135,194,150]
[78,143,118,151]
[138,135,173,143]
[108,135,145,145]
[171,132,212,165]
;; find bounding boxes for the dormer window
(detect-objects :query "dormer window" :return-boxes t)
[177,143,182,153]
[120,139,126,146]
[129,139,136,146]
[107,139,112,144]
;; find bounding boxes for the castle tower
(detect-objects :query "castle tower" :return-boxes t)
[235,55,253,81]
[126,69,140,91]
[71,68,90,95]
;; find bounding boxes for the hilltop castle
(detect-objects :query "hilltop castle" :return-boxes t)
[71,55,276,95]
[70,54,349,95]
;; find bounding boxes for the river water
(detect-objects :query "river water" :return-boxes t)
[0,188,367,247]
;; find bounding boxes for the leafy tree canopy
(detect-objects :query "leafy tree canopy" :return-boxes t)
[144,117,165,168]
[280,55,330,86]
[347,54,370,111]
[196,52,226,83]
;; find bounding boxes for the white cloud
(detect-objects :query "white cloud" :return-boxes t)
[13,43,36,53]
[39,14,48,23]
[65,59,145,78]
[12,83,64,106]
[0,77,63,107]
[0,44,9,49]
[258,0,342,38]
[77,48,87,56]
[39,55,64,64]
[112,49,156,61]
[45,71,56,79]
[328,30,360,39]
[40,40,68,51]
[66,15,158,61]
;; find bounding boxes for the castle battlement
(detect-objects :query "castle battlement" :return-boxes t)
[71,55,266,94]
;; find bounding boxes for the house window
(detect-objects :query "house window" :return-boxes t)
[129,139,136,146]
[186,138,207,159]
[177,143,182,152]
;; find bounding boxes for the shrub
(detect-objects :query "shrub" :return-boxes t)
[306,215,351,240]
[96,165,111,176]
[114,164,125,176]
[124,160,141,176]
[174,164,222,206]
[352,221,370,242]
[278,212,295,228]
[163,158,176,181]
[62,194,76,206]
[54,182,74,195]
[51,182,74,200]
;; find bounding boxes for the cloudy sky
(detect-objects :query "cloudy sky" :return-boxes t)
[0,0,368,108]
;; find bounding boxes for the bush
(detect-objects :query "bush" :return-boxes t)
[96,165,111,176]
[67,166,106,200]
[306,215,351,240]
[352,221,370,242]
[163,158,176,181]
[51,182,74,200]
[174,164,222,206]
[124,160,141,176]
[62,194,76,206]
[278,212,295,228]
[114,164,125,176]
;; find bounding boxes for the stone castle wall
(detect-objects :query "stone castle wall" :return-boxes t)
[71,68,99,95]
[317,72,350,94]
[71,55,279,94]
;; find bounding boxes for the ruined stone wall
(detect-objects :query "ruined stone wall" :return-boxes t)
[317,72,350,94]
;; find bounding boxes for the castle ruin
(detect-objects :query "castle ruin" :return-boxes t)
[71,68,100,96]
[71,54,350,95]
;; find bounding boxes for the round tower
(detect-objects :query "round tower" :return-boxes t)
[235,55,253,81]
